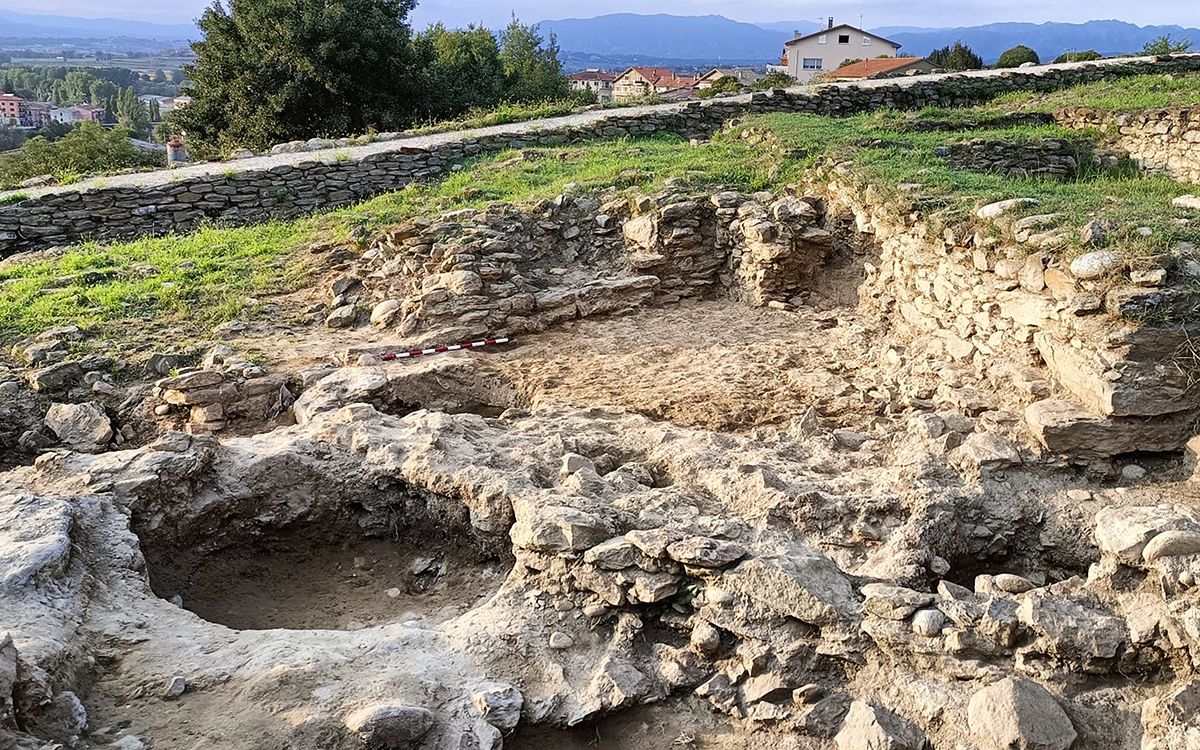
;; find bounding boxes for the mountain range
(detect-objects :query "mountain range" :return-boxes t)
[0,9,1196,68]
[538,15,1200,67]
[0,9,196,42]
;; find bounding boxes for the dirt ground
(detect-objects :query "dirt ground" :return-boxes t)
[145,536,509,631]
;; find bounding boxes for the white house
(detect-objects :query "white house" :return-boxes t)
[781,20,902,83]
[48,107,78,124]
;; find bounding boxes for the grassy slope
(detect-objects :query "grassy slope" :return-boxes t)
[0,134,781,343]
[4,75,1200,347]
[989,73,1200,111]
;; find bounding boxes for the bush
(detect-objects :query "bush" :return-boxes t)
[1054,50,1102,63]
[0,122,163,188]
[697,75,743,98]
[752,71,797,90]
[1141,35,1193,55]
[997,45,1040,68]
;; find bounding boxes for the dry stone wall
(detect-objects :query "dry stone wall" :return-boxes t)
[1055,106,1200,183]
[3,55,1200,256]
[336,186,830,350]
[943,137,1090,180]
[815,165,1200,458]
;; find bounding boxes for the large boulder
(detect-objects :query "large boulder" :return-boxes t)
[968,678,1076,750]
[343,704,435,747]
[43,402,112,453]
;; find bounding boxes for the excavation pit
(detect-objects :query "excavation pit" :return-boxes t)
[145,528,510,631]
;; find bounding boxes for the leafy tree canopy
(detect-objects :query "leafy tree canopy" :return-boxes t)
[996,45,1040,68]
[173,0,425,151]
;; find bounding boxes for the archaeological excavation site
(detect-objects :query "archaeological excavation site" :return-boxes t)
[3,56,1200,750]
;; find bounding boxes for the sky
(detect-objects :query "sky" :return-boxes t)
[0,0,1196,29]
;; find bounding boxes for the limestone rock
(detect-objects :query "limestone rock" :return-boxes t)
[720,541,860,626]
[469,682,523,731]
[1094,506,1195,564]
[834,700,926,750]
[510,506,611,553]
[343,704,435,747]
[977,198,1038,219]
[666,536,747,568]
[44,402,112,453]
[1025,399,1194,457]
[326,304,357,328]
[1142,530,1200,563]
[967,678,1076,750]
[1171,195,1200,211]
[1068,250,1123,280]
[370,299,403,326]
[911,609,946,637]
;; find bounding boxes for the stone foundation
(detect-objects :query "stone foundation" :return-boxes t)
[1055,106,1200,183]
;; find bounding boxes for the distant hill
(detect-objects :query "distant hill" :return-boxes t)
[877,20,1200,62]
[537,14,792,63]
[539,14,1200,70]
[0,10,197,42]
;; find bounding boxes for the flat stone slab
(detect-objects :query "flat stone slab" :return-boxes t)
[1025,398,1195,457]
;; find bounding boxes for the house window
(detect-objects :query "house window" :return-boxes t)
[818,34,827,44]
[838,34,850,44]
[862,37,871,45]
[802,58,824,70]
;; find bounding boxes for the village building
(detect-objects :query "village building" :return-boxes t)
[568,70,617,102]
[611,67,697,102]
[781,20,902,83]
[694,68,765,90]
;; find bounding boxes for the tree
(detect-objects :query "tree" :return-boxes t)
[172,0,424,151]
[928,41,984,71]
[498,18,570,103]
[0,126,26,153]
[1142,35,1193,55]
[414,24,506,122]
[1054,50,1101,63]
[116,86,151,137]
[996,45,1040,68]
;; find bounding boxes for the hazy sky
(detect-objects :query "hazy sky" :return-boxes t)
[0,0,1196,28]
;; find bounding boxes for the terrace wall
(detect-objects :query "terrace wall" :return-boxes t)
[1054,106,1200,183]
[2,54,1200,257]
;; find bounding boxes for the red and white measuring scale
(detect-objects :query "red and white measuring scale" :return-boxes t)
[379,337,511,361]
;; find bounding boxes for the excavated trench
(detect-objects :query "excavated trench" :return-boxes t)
[144,527,509,631]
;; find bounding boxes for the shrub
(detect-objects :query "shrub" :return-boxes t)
[752,71,797,90]
[997,45,1040,68]
[697,75,743,98]
[0,121,163,188]
[1054,50,1102,63]
[1141,36,1193,55]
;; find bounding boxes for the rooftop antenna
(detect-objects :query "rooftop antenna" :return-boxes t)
[859,14,864,29]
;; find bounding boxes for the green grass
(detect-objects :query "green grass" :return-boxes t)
[5,76,1200,344]
[989,73,1200,111]
[0,222,308,340]
[403,100,585,137]
[750,110,1200,260]
[0,133,781,343]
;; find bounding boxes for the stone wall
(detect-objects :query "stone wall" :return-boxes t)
[815,166,1199,457]
[336,186,830,349]
[1055,106,1200,183]
[943,137,1090,180]
[3,55,1200,257]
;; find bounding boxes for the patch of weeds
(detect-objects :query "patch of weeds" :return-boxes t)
[0,192,29,206]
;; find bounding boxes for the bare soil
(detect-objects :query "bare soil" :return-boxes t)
[146,535,509,631]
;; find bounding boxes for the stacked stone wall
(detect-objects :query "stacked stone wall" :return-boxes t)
[816,168,1200,457]
[1054,106,1200,183]
[3,55,1200,256]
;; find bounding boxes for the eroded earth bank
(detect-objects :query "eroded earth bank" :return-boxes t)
[3,168,1200,750]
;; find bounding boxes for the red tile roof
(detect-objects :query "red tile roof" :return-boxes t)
[831,57,928,79]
